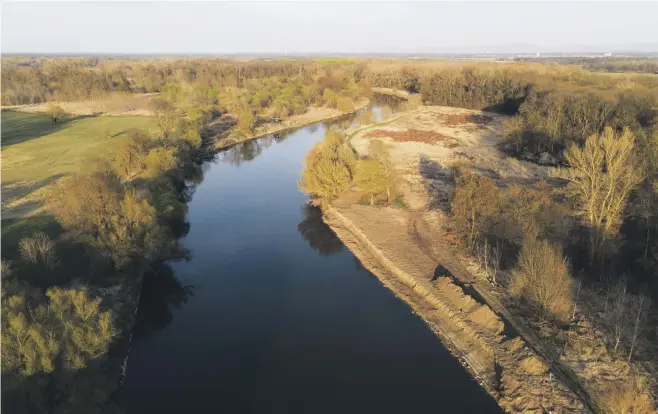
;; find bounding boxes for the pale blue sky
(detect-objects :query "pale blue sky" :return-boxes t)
[2,1,657,54]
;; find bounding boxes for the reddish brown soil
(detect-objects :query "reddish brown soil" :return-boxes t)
[427,113,494,128]
[364,128,460,148]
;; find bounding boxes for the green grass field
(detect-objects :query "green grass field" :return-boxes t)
[1,111,156,219]
[2,111,156,183]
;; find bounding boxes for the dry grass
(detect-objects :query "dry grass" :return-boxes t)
[2,93,157,116]
[598,374,654,414]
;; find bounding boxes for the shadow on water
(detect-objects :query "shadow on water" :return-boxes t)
[297,204,343,256]
[131,262,196,342]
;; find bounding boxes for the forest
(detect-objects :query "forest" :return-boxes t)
[2,56,658,412]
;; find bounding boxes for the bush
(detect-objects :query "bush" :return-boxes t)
[44,103,66,124]
[510,238,574,322]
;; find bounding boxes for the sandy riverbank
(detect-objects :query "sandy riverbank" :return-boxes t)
[214,98,370,150]
[319,105,605,413]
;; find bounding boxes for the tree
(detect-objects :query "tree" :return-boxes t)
[556,127,644,260]
[45,103,66,124]
[298,128,355,201]
[1,285,117,413]
[108,130,151,181]
[18,232,57,270]
[354,141,397,205]
[451,173,502,248]
[509,238,574,322]
[236,108,255,136]
[149,98,178,140]
[48,170,163,270]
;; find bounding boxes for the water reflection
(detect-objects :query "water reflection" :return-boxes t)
[218,139,266,166]
[297,204,344,256]
[131,262,195,341]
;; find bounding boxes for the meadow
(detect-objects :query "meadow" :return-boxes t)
[1,111,156,219]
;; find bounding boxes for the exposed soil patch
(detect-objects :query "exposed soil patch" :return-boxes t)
[428,113,494,128]
[364,128,460,148]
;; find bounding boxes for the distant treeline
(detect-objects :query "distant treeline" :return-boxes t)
[513,57,658,74]
[0,57,370,105]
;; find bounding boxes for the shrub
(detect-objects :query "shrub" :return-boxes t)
[44,103,66,124]
[509,238,574,322]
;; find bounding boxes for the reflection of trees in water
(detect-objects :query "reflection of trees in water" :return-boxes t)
[297,204,344,256]
[371,92,404,110]
[218,138,270,166]
[131,262,195,341]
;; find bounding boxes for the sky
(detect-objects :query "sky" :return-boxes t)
[2,1,658,54]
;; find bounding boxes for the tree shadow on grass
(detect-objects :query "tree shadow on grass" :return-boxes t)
[1,174,66,218]
[418,155,455,213]
[1,110,96,148]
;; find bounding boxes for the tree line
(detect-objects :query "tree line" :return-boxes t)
[1,93,212,413]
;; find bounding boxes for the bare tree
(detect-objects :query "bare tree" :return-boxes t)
[556,127,644,261]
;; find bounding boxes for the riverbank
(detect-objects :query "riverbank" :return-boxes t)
[323,104,658,412]
[320,106,599,413]
[214,98,370,150]
[371,87,410,100]
[322,204,586,413]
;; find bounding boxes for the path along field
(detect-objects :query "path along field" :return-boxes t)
[1,111,156,220]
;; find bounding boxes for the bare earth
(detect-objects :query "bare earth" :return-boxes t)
[323,105,654,412]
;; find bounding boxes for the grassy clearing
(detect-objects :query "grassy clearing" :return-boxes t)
[1,111,156,218]
[2,112,156,183]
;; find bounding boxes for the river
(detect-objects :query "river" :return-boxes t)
[119,95,501,413]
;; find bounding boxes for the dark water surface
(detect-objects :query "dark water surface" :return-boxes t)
[120,97,501,413]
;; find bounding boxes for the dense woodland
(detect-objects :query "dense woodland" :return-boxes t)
[3,57,658,412]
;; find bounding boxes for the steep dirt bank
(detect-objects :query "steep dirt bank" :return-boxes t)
[323,204,586,413]
[213,98,370,150]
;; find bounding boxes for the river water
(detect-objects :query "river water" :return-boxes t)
[120,95,501,413]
